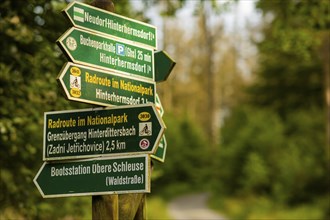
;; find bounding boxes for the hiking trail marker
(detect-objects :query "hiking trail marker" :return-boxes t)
[43,104,165,161]
[151,135,167,163]
[151,94,166,162]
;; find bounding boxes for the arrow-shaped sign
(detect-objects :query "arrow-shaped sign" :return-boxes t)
[154,93,164,117]
[43,103,165,161]
[151,135,167,163]
[34,154,150,198]
[63,1,157,49]
[154,50,176,83]
[57,62,156,107]
[152,94,166,162]
[57,27,154,81]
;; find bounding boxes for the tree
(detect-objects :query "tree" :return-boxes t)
[0,1,72,218]
[151,113,211,195]
[155,0,246,149]
[214,0,329,217]
[250,1,329,205]
[252,0,329,150]
[0,0,132,218]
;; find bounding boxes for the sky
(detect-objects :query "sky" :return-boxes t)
[222,0,261,32]
[174,0,261,31]
[139,0,262,49]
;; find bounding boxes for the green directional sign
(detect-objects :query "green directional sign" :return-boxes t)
[34,155,150,198]
[57,62,156,107]
[155,50,176,83]
[44,104,165,161]
[63,1,157,49]
[57,27,154,81]
[151,135,167,163]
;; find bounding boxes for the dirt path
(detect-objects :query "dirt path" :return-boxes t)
[168,193,227,220]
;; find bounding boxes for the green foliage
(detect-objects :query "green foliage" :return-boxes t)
[256,0,330,30]
[212,0,329,218]
[0,0,132,218]
[272,108,327,204]
[151,112,212,197]
[146,195,171,219]
[210,195,326,220]
[246,0,329,205]
[215,106,285,196]
[1,1,69,217]
[249,0,327,116]
[215,106,327,215]
[241,152,269,194]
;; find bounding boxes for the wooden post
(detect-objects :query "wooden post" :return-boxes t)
[92,194,119,219]
[90,1,146,219]
[119,194,146,220]
[133,194,147,220]
[92,194,145,219]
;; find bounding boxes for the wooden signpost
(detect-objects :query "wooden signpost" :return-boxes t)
[34,0,176,219]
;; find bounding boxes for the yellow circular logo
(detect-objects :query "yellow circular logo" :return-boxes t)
[70,67,81,76]
[138,112,151,121]
[70,88,81,97]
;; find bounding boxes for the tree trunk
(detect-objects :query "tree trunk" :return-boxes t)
[321,32,330,158]
[200,2,218,148]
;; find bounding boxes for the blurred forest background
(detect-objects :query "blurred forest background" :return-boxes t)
[0,0,329,219]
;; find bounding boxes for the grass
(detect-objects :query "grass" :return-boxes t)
[146,195,173,220]
[209,194,327,220]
